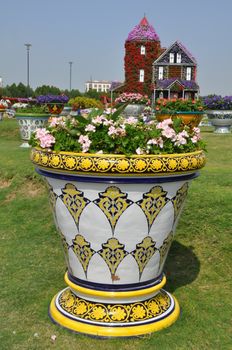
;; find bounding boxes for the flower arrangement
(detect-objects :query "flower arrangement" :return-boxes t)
[29,108,205,155]
[68,96,103,110]
[0,99,10,109]
[202,95,232,110]
[115,93,150,105]
[36,94,69,104]
[155,98,205,113]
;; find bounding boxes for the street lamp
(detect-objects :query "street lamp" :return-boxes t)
[24,43,32,97]
[69,61,73,91]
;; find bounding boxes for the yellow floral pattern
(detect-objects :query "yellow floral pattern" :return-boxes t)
[58,289,171,323]
[171,183,189,221]
[158,232,174,269]
[131,237,157,279]
[71,234,96,276]
[31,148,206,175]
[136,186,169,232]
[98,238,129,279]
[93,186,133,233]
[60,183,90,230]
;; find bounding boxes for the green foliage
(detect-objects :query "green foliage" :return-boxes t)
[34,85,61,96]
[15,105,49,114]
[2,82,33,98]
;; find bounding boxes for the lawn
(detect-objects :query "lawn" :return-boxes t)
[0,119,231,350]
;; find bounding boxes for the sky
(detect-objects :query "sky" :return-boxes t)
[1,0,232,95]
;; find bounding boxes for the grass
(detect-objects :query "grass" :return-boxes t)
[0,119,232,350]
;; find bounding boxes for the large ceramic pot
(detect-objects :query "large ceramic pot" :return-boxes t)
[205,110,232,133]
[31,148,206,337]
[16,113,49,147]
[156,111,205,129]
[122,104,145,117]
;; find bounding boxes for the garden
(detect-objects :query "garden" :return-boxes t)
[0,97,231,348]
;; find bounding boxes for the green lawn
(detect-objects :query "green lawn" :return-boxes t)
[0,119,231,350]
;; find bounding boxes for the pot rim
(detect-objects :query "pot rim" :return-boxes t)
[31,147,206,177]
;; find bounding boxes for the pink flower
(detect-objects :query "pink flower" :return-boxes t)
[85,124,96,132]
[78,135,91,152]
[156,118,173,129]
[92,115,106,125]
[147,137,164,148]
[191,135,199,143]
[136,147,144,155]
[124,117,138,125]
[108,125,126,137]
[49,116,65,127]
[174,133,187,146]
[161,126,176,140]
[35,128,55,149]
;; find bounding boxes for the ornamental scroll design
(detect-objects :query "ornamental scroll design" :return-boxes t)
[31,148,206,175]
[58,288,171,323]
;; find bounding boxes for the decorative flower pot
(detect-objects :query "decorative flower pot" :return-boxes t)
[156,112,205,129]
[31,148,206,337]
[47,103,65,116]
[122,104,146,117]
[61,106,72,116]
[0,108,5,121]
[205,110,232,133]
[16,113,49,148]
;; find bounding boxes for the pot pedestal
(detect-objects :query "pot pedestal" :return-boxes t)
[31,149,206,337]
[49,273,179,337]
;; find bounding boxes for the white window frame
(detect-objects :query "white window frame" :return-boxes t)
[158,66,164,80]
[139,69,144,82]
[186,67,191,80]
[169,53,174,63]
[177,53,181,63]
[140,45,146,55]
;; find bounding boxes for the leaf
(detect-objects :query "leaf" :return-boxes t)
[111,103,129,121]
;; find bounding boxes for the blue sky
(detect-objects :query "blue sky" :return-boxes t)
[1,0,231,95]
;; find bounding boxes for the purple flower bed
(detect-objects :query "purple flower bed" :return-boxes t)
[36,95,69,104]
[202,95,232,110]
[157,79,198,90]
[127,23,159,41]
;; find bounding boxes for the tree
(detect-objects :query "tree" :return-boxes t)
[34,85,61,96]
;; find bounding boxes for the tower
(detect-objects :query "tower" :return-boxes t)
[123,16,162,95]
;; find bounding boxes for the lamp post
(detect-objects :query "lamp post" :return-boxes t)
[24,43,32,97]
[69,61,73,91]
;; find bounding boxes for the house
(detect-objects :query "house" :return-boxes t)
[153,41,199,99]
[85,80,112,93]
[113,16,199,100]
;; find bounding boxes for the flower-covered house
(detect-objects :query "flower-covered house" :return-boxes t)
[114,16,200,100]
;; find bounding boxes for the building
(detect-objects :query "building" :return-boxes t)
[85,80,112,93]
[114,16,199,99]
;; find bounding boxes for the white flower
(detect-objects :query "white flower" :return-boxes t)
[85,124,96,132]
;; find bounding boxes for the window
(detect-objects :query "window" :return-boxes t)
[140,45,146,55]
[177,53,181,63]
[186,67,191,80]
[158,66,163,80]
[169,53,174,63]
[139,69,144,82]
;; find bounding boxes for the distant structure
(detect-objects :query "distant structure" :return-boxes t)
[114,16,199,99]
[85,80,112,93]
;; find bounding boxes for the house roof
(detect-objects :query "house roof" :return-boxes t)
[156,78,199,90]
[126,16,160,42]
[154,40,197,64]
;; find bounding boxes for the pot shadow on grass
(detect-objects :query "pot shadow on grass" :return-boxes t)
[163,240,200,293]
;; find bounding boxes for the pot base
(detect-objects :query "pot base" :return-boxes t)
[49,287,180,337]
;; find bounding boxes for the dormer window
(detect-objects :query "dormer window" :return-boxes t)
[139,69,144,82]
[177,53,181,63]
[140,45,146,55]
[169,53,174,63]
[186,67,192,80]
[158,66,163,80]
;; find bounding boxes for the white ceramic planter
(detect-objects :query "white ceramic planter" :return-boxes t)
[122,104,145,117]
[16,114,49,147]
[31,149,206,337]
[206,110,232,133]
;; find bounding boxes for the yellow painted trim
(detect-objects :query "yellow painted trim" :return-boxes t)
[49,294,180,337]
[64,272,166,298]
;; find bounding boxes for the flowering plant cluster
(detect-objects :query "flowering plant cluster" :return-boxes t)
[0,99,10,109]
[115,93,150,105]
[36,94,69,104]
[202,95,232,110]
[155,98,205,113]
[30,109,205,155]
[68,96,103,110]
[15,104,49,114]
